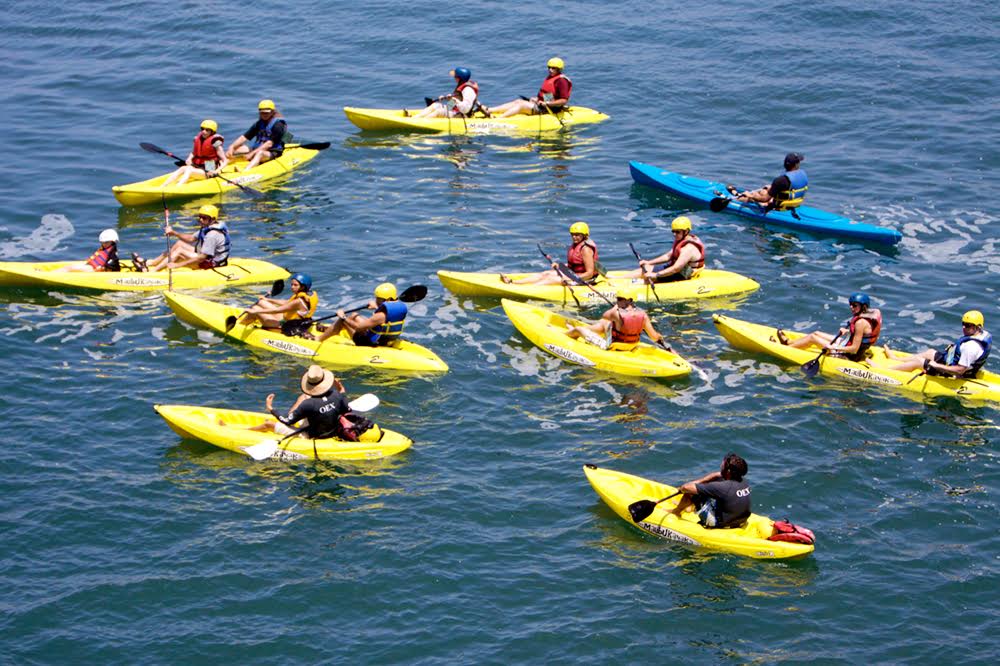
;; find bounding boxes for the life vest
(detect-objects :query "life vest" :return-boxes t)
[450,81,479,115]
[944,330,992,377]
[194,222,231,267]
[86,244,120,272]
[775,169,808,210]
[251,116,286,151]
[665,233,706,276]
[370,300,407,345]
[538,73,572,104]
[611,307,645,347]
[284,290,319,321]
[768,520,816,545]
[191,132,224,167]
[566,238,598,275]
[846,308,882,358]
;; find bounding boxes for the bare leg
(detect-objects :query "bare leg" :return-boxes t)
[786,330,836,350]
[888,349,936,372]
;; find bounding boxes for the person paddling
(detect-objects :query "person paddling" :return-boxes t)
[316,282,408,347]
[732,152,808,212]
[58,229,122,273]
[777,292,882,362]
[566,291,669,351]
[501,222,599,286]
[670,453,751,529]
[262,365,351,438]
[249,365,347,435]
[886,310,992,378]
[239,272,318,333]
[484,57,572,117]
[412,68,482,119]
[161,119,228,188]
[226,99,288,171]
[134,204,230,272]
[625,216,705,283]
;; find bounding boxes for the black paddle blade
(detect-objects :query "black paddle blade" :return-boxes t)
[709,197,731,212]
[174,160,186,167]
[628,499,658,523]
[399,284,428,303]
[269,279,285,297]
[139,142,165,154]
[224,315,238,332]
[298,142,331,151]
[801,356,823,377]
[424,97,435,107]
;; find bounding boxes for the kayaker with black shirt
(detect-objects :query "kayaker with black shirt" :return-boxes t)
[316,282,408,348]
[777,292,882,362]
[670,453,751,529]
[59,229,121,273]
[226,99,288,171]
[886,310,992,378]
[566,291,668,351]
[484,57,572,117]
[501,221,599,286]
[161,119,228,188]
[135,204,231,272]
[412,68,481,119]
[240,272,318,332]
[265,365,349,439]
[733,152,808,211]
[626,216,705,283]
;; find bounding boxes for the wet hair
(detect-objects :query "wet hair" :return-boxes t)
[722,453,748,481]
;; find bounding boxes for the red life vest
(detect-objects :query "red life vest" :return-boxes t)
[848,308,882,349]
[538,73,572,103]
[669,233,706,270]
[768,520,815,545]
[611,307,645,345]
[86,244,119,271]
[451,81,479,114]
[566,239,598,274]
[191,132,224,167]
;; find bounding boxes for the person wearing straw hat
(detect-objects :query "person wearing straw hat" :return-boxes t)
[161,119,228,188]
[226,99,289,170]
[254,365,349,438]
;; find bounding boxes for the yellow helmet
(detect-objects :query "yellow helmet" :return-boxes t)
[671,216,692,232]
[374,282,397,300]
[547,57,565,70]
[198,204,219,219]
[200,119,218,132]
[615,289,633,301]
[962,310,985,327]
[569,221,589,236]
[258,99,276,111]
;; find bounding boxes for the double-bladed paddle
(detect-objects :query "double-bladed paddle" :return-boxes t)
[629,242,660,303]
[224,279,285,332]
[140,142,267,198]
[310,284,428,325]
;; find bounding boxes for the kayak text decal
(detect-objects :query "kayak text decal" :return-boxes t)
[261,339,316,356]
[112,277,168,286]
[836,367,903,386]
[544,344,596,367]
[638,521,699,546]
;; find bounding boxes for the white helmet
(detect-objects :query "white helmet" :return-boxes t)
[99,229,119,244]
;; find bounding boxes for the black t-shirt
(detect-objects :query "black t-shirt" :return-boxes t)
[767,174,790,198]
[243,118,288,143]
[695,479,751,528]
[278,390,349,439]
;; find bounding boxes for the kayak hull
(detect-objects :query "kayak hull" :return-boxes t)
[343,106,608,134]
[155,404,412,461]
[437,269,759,303]
[584,465,814,560]
[0,258,289,292]
[713,313,1000,402]
[163,290,448,373]
[629,160,902,246]
[502,299,692,378]
[113,146,320,206]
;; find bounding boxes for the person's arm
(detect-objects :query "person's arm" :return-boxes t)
[925,341,976,376]
[833,319,870,354]
[654,245,699,279]
[577,245,597,281]
[167,226,197,244]
[457,88,477,115]
[640,251,672,270]
[349,311,386,333]
[547,78,570,106]
[170,251,209,269]
[184,151,195,167]
[601,306,618,323]
[210,141,228,174]
[680,471,723,495]
[642,313,664,344]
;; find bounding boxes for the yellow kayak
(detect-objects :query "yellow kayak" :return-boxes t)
[438,269,759,303]
[583,465,815,560]
[112,146,321,206]
[713,313,1000,403]
[164,290,449,373]
[502,299,691,378]
[0,258,288,292]
[343,106,609,134]
[155,404,412,461]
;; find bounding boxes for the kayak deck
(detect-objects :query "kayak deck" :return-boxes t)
[344,106,608,134]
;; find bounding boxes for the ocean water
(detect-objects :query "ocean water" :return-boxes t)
[1,1,998,662]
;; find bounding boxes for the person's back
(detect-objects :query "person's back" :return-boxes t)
[694,477,751,528]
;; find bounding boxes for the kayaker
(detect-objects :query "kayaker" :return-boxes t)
[627,216,705,283]
[501,222,599,286]
[886,310,992,378]
[484,57,572,118]
[670,453,751,529]
[239,272,319,334]
[226,99,288,171]
[777,292,882,362]
[732,153,808,212]
[58,229,121,272]
[565,291,669,351]
[411,68,481,119]
[257,365,351,438]
[134,204,230,272]
[316,282,407,347]
[160,119,228,188]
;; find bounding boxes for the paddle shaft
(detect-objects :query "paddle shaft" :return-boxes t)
[311,284,428,324]
[519,95,566,127]
[629,242,660,303]
[536,244,582,307]
[140,142,264,196]
[538,244,615,307]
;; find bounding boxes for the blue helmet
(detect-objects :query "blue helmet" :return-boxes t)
[291,272,313,292]
[453,67,471,83]
[848,292,870,307]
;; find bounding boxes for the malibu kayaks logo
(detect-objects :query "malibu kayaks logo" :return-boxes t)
[583,291,618,301]
[638,521,699,546]
[261,339,315,356]
[836,367,902,386]
[273,449,308,461]
[234,174,265,185]
[112,277,167,286]
[544,344,596,367]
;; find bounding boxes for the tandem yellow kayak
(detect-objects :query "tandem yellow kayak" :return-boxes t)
[0,258,289,292]
[713,313,1000,403]
[502,299,691,378]
[163,290,449,373]
[343,106,609,134]
[155,404,412,461]
[438,269,759,304]
[112,145,322,206]
[583,465,815,560]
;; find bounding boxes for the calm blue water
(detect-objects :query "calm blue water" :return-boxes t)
[2,1,999,663]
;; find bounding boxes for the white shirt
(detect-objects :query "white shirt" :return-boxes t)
[956,329,990,367]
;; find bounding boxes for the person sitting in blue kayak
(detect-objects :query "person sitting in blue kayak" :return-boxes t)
[501,222,600,286]
[239,272,319,335]
[777,292,882,362]
[134,204,230,272]
[226,99,288,171]
[670,453,751,529]
[565,291,669,351]
[732,152,808,212]
[316,282,407,347]
[885,310,992,378]
[411,68,482,119]
[483,57,572,117]
[625,216,705,283]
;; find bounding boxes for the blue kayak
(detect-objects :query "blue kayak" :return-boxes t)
[629,161,902,246]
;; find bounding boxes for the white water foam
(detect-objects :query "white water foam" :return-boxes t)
[0,214,75,259]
